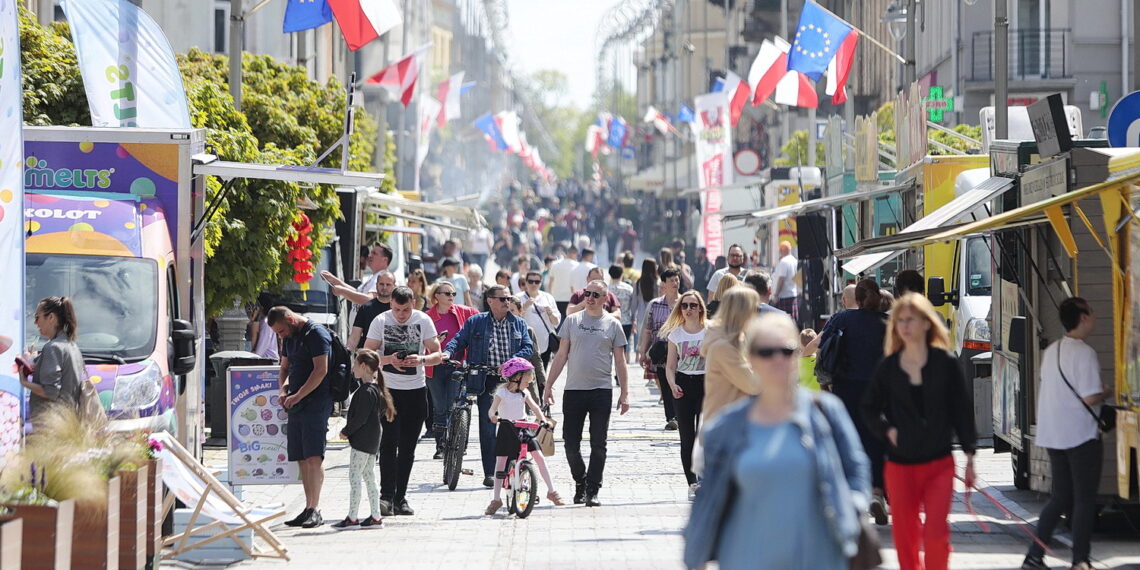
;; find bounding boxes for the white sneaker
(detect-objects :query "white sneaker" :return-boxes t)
[688,483,699,501]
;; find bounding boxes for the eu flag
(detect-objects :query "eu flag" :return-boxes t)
[284,0,332,33]
[787,1,855,82]
[677,104,695,124]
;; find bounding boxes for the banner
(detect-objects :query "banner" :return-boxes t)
[693,92,734,190]
[700,189,725,262]
[0,0,25,465]
[228,367,299,486]
[415,95,441,191]
[61,0,191,129]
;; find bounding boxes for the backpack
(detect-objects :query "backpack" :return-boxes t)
[326,332,353,401]
[815,326,845,386]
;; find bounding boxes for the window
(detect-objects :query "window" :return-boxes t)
[214,3,229,54]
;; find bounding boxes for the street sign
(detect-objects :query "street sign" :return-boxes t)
[1106,90,1140,147]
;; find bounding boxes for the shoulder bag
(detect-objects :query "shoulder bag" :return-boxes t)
[536,405,556,457]
[530,294,560,353]
[1055,342,1117,433]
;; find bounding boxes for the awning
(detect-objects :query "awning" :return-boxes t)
[680,178,769,197]
[627,156,696,195]
[836,214,1049,258]
[364,224,427,236]
[719,180,915,223]
[361,189,485,228]
[841,176,1014,275]
[194,160,385,187]
[364,207,473,233]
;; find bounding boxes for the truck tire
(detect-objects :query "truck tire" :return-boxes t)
[1012,448,1030,490]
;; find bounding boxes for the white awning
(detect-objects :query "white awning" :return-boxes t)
[194,159,385,187]
[361,189,486,228]
[841,176,1014,275]
[364,207,473,233]
[718,180,915,223]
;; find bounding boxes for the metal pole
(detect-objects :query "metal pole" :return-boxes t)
[995,0,1008,139]
[781,0,790,148]
[952,0,961,125]
[1134,0,1140,92]
[229,0,244,111]
[904,0,915,86]
[37,0,52,25]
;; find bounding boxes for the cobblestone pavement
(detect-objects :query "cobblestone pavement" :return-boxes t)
[188,361,1139,570]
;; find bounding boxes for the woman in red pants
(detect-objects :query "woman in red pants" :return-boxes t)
[860,293,977,570]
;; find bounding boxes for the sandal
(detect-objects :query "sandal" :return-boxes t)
[546,491,565,506]
[484,499,503,515]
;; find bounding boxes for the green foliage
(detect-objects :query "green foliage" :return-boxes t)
[774,130,825,167]
[17,9,383,317]
[517,69,602,179]
[871,101,983,160]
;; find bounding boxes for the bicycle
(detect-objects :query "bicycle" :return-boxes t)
[497,419,544,519]
[442,361,499,491]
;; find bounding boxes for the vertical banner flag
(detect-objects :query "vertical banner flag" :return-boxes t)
[327,0,401,51]
[722,71,751,127]
[436,71,465,127]
[283,0,333,33]
[61,0,191,129]
[0,0,25,464]
[415,95,442,191]
[367,44,431,107]
[692,91,734,189]
[749,37,791,105]
[787,1,856,82]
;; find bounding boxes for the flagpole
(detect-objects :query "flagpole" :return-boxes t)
[805,0,906,64]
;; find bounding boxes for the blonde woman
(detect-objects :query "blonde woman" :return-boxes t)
[706,273,739,318]
[659,290,709,498]
[861,293,976,570]
[700,287,761,421]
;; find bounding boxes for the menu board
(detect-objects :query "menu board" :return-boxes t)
[227,366,299,486]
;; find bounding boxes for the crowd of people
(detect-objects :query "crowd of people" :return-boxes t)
[240,186,1110,570]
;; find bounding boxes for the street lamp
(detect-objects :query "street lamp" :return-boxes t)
[882,1,908,41]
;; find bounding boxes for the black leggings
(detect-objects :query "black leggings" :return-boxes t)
[1028,438,1103,565]
[655,365,676,422]
[673,372,705,485]
[378,387,428,502]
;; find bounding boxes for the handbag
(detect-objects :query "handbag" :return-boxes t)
[531,295,560,353]
[811,397,883,570]
[78,378,107,423]
[648,339,669,366]
[536,413,557,457]
[1056,342,1117,433]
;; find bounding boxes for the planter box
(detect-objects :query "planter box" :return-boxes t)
[2,499,75,570]
[72,476,120,570]
[117,467,147,570]
[0,515,24,569]
[145,458,163,562]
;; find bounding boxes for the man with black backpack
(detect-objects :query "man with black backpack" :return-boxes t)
[268,306,334,529]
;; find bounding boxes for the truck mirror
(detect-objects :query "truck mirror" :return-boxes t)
[1008,316,1027,354]
[927,277,947,307]
[170,319,197,378]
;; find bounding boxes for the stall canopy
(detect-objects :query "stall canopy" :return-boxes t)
[840,176,1015,275]
[718,180,916,224]
[361,188,486,230]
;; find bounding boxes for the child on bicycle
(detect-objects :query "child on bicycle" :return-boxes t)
[333,349,395,529]
[485,357,564,515]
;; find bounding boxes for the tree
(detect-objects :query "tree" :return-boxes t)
[516,69,594,179]
[18,10,390,317]
[774,130,825,167]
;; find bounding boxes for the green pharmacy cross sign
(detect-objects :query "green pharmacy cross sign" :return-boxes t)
[924,86,955,122]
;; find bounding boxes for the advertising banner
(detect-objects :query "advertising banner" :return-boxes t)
[61,0,191,129]
[693,92,734,190]
[228,366,299,486]
[415,94,441,191]
[0,0,25,465]
[699,189,724,262]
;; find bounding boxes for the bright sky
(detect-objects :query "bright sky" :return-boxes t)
[506,0,618,110]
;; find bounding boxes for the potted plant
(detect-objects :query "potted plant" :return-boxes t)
[1,460,87,570]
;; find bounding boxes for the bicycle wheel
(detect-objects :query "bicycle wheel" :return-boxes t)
[513,461,538,519]
[505,460,517,515]
[443,406,470,491]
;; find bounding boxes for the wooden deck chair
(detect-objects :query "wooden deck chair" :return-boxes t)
[152,433,289,561]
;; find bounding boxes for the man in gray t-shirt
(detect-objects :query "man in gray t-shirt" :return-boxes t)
[544,279,629,507]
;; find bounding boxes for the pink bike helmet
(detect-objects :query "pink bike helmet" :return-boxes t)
[499,357,535,379]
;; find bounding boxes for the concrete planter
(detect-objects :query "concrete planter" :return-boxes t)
[2,499,75,570]
[72,476,120,570]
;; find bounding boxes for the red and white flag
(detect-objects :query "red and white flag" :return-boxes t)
[366,44,430,107]
[436,71,465,127]
[585,124,606,157]
[327,0,401,51]
[825,33,859,105]
[775,70,818,109]
[495,111,522,154]
[748,37,790,106]
[643,105,676,136]
[723,71,751,127]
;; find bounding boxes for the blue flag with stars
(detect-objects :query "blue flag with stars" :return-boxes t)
[283,0,332,33]
[787,1,855,82]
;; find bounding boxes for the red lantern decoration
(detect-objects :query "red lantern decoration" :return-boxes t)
[288,212,315,299]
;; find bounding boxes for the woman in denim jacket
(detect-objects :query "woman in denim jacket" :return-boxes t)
[684,313,871,570]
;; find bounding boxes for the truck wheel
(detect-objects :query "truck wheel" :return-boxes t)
[1012,448,1029,490]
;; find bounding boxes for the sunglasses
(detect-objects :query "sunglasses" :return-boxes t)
[583,291,604,299]
[527,279,542,284]
[750,346,797,358]
[680,302,700,310]
[436,291,457,297]
[489,296,511,302]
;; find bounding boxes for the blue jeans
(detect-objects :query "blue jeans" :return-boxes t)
[426,364,457,435]
[474,376,499,478]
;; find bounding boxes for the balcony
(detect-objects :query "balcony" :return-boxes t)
[970,28,1070,82]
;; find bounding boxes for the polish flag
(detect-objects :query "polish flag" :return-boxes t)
[774,70,818,109]
[327,0,401,51]
[643,105,677,136]
[825,33,859,105]
[366,45,430,107]
[436,71,465,127]
[722,71,751,127]
[748,37,791,106]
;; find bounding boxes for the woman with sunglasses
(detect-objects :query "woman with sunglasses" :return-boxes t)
[686,312,870,570]
[20,296,86,422]
[659,291,709,500]
[424,281,478,458]
[861,294,976,570]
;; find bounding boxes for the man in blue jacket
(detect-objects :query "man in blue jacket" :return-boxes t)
[443,284,535,487]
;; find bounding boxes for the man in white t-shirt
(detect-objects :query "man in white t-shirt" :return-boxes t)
[547,246,579,317]
[569,248,598,293]
[466,226,493,269]
[772,240,799,323]
[1023,297,1112,569]
[363,286,445,516]
[706,244,750,301]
